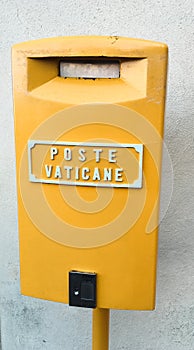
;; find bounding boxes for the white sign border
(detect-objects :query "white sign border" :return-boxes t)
[28,140,143,189]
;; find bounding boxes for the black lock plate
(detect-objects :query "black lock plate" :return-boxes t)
[69,271,97,308]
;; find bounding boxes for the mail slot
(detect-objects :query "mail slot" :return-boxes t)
[12,36,168,310]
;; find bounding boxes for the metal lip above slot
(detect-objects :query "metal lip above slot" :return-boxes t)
[59,60,120,79]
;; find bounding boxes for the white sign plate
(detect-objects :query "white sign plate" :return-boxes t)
[28,141,143,189]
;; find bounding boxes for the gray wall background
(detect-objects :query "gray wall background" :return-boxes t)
[0,0,193,349]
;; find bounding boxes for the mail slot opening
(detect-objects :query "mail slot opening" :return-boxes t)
[59,59,120,79]
[27,56,148,101]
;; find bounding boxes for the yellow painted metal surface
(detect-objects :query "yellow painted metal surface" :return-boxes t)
[12,36,168,310]
[92,309,109,350]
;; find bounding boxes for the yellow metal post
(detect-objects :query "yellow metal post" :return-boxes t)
[92,308,110,350]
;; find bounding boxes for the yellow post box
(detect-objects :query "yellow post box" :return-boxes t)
[12,36,168,313]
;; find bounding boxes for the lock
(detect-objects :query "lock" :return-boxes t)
[69,271,97,308]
